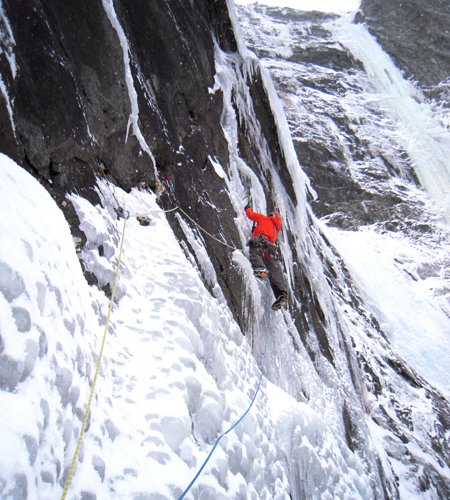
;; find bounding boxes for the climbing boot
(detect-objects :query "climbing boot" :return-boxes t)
[271,292,288,311]
[254,267,269,279]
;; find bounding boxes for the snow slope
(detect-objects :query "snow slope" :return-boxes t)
[0,155,373,498]
[1,2,450,498]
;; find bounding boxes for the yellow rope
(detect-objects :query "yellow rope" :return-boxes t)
[61,217,128,500]
[176,207,239,251]
[133,205,180,217]
[61,202,237,497]
[133,205,239,251]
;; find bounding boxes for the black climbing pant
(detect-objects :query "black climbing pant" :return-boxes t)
[249,236,286,298]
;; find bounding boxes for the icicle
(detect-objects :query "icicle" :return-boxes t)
[102,0,157,174]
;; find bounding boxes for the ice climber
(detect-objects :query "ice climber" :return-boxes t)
[245,204,288,311]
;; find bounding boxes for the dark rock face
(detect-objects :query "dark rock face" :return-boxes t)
[0,0,292,328]
[1,1,127,192]
[1,0,449,497]
[358,0,450,102]
[238,5,423,232]
[0,0,236,195]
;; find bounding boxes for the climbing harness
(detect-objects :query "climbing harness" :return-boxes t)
[178,284,270,499]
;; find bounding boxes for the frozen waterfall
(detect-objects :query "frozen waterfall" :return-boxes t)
[333,15,450,222]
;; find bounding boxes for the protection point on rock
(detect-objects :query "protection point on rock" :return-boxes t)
[98,162,109,177]
[151,179,165,198]
[137,216,151,226]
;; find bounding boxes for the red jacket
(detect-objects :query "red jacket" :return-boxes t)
[245,208,282,243]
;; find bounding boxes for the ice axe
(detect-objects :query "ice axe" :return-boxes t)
[244,190,252,209]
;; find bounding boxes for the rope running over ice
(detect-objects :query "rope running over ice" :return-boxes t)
[137,205,240,251]
[61,216,128,500]
[178,285,270,499]
[61,203,240,497]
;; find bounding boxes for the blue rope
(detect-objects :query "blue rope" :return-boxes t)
[178,286,270,499]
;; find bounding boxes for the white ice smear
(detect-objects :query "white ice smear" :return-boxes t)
[0,77,15,136]
[333,16,450,221]
[0,153,375,498]
[102,0,156,171]
[0,1,17,78]
[208,155,227,180]
[2,2,450,496]
[0,1,17,135]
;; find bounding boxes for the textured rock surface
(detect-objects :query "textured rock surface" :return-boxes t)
[1,0,449,497]
[358,0,450,102]
[238,4,450,498]
[0,0,235,191]
[0,0,249,324]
